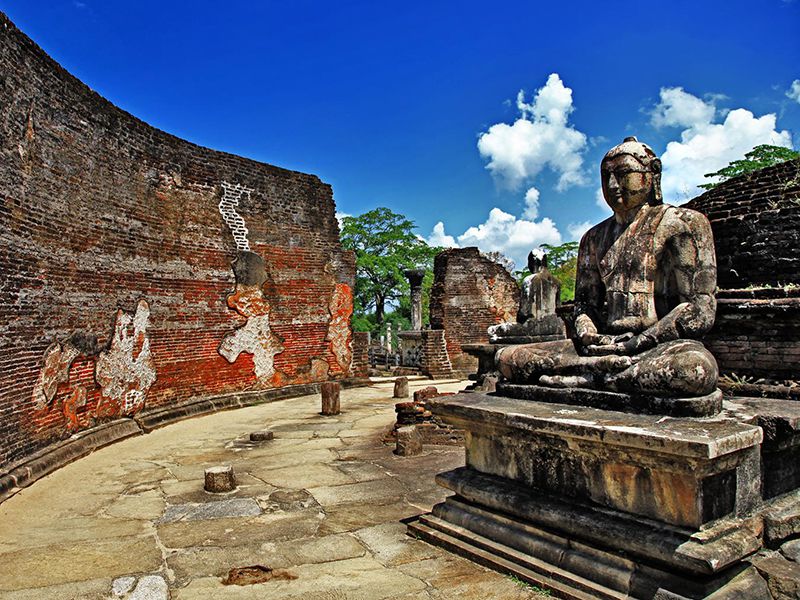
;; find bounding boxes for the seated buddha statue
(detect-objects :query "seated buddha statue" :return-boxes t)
[487,252,566,343]
[495,137,719,401]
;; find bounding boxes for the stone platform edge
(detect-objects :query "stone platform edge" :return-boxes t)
[0,377,371,504]
[428,392,762,459]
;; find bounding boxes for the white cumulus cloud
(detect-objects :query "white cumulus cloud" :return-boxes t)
[335,211,350,229]
[426,221,458,248]
[424,208,561,269]
[477,73,588,191]
[523,186,540,219]
[651,87,716,129]
[650,87,793,202]
[567,221,593,241]
[788,80,800,104]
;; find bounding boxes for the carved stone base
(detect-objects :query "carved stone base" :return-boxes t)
[410,391,775,598]
[496,382,723,418]
[408,468,764,599]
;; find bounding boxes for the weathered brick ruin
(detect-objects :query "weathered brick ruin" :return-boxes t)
[429,248,519,376]
[686,159,800,381]
[0,13,355,487]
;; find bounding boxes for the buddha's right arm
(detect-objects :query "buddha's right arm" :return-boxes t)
[573,234,605,345]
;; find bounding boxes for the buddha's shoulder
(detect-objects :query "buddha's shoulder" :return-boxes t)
[659,203,712,230]
[581,216,615,244]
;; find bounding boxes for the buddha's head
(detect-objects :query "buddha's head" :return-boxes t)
[601,137,662,218]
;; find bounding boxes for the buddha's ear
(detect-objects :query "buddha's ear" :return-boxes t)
[541,254,548,269]
[650,158,664,205]
[651,157,662,174]
[527,252,536,273]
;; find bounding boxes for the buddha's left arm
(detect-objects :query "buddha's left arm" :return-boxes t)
[625,210,717,352]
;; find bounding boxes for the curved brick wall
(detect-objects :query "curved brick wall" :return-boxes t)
[685,158,800,288]
[684,160,800,379]
[0,13,355,470]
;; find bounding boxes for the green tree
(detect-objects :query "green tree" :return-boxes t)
[515,242,579,303]
[699,144,800,190]
[340,207,438,329]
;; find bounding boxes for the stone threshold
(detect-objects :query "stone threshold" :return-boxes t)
[0,377,370,504]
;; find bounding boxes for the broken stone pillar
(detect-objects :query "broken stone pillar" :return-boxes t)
[393,376,409,398]
[405,268,426,331]
[320,381,341,415]
[249,430,274,442]
[395,425,423,456]
[205,465,236,493]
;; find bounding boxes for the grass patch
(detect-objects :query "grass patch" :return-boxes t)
[506,574,552,596]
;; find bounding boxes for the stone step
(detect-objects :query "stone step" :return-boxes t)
[408,514,625,600]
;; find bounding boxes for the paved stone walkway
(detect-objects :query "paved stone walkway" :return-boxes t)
[0,379,546,599]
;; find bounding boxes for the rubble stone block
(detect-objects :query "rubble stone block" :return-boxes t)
[413,386,440,402]
[395,426,423,456]
[249,430,274,442]
[393,377,409,398]
[204,465,236,493]
[320,381,341,415]
[754,554,800,599]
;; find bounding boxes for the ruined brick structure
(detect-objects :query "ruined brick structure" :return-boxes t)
[686,159,800,379]
[0,13,355,473]
[685,159,800,288]
[350,332,370,378]
[429,248,519,376]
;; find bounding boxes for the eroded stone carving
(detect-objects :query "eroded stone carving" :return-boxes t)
[95,299,157,415]
[496,137,720,413]
[326,282,353,373]
[488,252,566,343]
[218,251,284,382]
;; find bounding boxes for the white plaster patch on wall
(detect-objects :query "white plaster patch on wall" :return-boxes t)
[218,313,284,381]
[31,342,81,409]
[95,299,157,414]
[326,282,353,373]
[219,181,254,251]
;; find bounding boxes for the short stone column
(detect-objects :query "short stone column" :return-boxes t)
[205,465,236,493]
[386,322,393,353]
[393,376,409,398]
[404,268,426,331]
[395,425,423,456]
[249,430,274,442]
[320,381,341,415]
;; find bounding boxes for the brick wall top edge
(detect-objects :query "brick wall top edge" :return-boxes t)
[0,11,327,188]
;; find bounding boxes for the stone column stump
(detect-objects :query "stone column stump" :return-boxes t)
[320,381,341,415]
[249,430,274,442]
[395,425,423,456]
[205,465,236,493]
[393,376,409,398]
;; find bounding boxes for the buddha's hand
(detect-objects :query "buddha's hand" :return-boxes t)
[583,332,656,356]
[575,314,610,347]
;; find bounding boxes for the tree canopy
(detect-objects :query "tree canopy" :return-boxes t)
[699,144,800,190]
[340,207,438,329]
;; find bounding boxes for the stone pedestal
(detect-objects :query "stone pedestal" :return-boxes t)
[393,376,409,398]
[204,465,236,493]
[395,425,423,456]
[320,381,340,415]
[408,392,780,599]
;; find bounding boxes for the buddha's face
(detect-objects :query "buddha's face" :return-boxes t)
[601,154,654,215]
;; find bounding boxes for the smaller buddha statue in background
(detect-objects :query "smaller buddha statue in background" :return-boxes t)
[488,252,566,344]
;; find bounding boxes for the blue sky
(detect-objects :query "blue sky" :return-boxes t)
[3,0,799,267]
